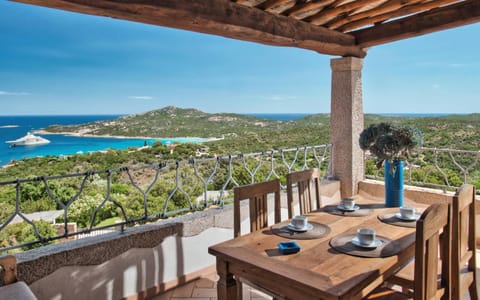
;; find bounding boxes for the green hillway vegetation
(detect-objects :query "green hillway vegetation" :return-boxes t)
[0,107,479,252]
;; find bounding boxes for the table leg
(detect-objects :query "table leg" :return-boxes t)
[216,258,240,300]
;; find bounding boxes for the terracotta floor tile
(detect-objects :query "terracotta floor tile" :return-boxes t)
[195,278,216,288]
[191,287,217,298]
[171,282,195,297]
[149,290,173,300]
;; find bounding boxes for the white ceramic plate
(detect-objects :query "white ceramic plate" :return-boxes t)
[351,237,383,249]
[287,223,314,232]
[394,212,420,221]
[337,204,360,212]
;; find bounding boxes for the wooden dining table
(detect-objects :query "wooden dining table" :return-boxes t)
[208,195,428,300]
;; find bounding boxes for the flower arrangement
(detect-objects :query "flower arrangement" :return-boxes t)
[359,122,423,168]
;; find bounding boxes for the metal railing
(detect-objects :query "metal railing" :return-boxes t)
[0,145,332,252]
[365,147,480,195]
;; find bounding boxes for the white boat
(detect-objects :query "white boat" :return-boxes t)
[6,132,50,147]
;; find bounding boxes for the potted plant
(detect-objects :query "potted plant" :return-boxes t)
[359,122,423,207]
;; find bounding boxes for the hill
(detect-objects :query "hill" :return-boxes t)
[44,106,295,138]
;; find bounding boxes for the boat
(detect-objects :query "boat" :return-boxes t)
[6,132,50,147]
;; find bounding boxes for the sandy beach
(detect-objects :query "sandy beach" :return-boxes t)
[33,129,223,142]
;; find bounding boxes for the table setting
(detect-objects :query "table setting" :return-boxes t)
[322,197,375,217]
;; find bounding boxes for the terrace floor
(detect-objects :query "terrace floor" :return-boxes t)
[149,271,273,300]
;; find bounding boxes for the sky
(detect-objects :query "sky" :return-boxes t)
[0,1,479,115]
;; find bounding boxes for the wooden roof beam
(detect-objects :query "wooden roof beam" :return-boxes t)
[353,0,480,48]
[11,0,366,57]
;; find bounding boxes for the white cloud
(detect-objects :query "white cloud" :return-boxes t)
[0,91,30,96]
[262,95,297,101]
[128,96,154,100]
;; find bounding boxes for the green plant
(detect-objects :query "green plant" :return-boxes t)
[359,122,423,168]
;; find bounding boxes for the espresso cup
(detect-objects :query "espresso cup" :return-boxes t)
[357,228,376,246]
[342,198,355,209]
[400,207,416,219]
[292,215,308,229]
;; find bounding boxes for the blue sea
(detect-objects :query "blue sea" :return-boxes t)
[0,115,206,166]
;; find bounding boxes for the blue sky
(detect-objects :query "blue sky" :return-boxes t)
[0,1,479,115]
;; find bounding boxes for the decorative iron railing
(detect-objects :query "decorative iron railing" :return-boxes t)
[365,147,480,195]
[0,145,332,252]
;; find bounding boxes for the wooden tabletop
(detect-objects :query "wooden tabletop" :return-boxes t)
[208,195,427,300]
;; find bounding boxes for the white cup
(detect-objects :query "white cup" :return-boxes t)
[400,207,416,219]
[292,215,308,229]
[357,228,376,246]
[342,198,355,209]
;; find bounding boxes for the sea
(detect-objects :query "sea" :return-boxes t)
[0,113,450,166]
[0,115,206,166]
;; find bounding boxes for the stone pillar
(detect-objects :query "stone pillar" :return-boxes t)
[330,57,364,197]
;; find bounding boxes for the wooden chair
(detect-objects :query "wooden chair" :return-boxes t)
[451,184,478,300]
[233,179,281,238]
[233,179,283,299]
[387,184,478,300]
[286,168,321,218]
[366,202,451,300]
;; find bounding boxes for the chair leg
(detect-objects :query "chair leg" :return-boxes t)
[469,282,478,300]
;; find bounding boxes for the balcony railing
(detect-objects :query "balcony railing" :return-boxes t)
[365,147,480,195]
[0,145,332,252]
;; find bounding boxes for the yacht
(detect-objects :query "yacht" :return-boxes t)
[6,132,50,147]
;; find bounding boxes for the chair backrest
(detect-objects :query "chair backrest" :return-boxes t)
[451,184,478,300]
[286,168,321,218]
[233,179,281,238]
[414,202,451,300]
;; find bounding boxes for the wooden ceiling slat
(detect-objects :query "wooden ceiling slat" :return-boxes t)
[327,0,424,30]
[12,0,366,57]
[258,0,298,14]
[353,0,480,47]
[308,0,384,25]
[284,0,336,20]
[340,0,464,32]
[235,0,268,7]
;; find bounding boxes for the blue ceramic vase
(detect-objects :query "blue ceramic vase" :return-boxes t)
[384,160,404,207]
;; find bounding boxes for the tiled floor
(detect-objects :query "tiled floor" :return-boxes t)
[149,272,272,300]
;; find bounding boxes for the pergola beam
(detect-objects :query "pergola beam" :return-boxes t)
[11,0,366,57]
[353,0,480,48]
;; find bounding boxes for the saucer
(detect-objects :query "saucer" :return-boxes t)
[337,204,360,212]
[287,223,314,232]
[351,237,383,249]
[394,213,420,221]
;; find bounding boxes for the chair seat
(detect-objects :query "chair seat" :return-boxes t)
[389,258,444,292]
[365,287,411,300]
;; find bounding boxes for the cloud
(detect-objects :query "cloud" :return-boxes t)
[128,96,154,100]
[0,91,30,96]
[262,95,297,101]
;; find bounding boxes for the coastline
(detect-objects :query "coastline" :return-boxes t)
[33,129,224,142]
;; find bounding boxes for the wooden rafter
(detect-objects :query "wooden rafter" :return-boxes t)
[353,0,480,47]
[9,0,480,56]
[308,0,391,26]
[258,0,297,14]
[326,0,425,30]
[338,0,463,32]
[284,0,335,20]
[12,0,366,57]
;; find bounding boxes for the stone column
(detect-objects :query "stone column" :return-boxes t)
[330,57,364,197]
